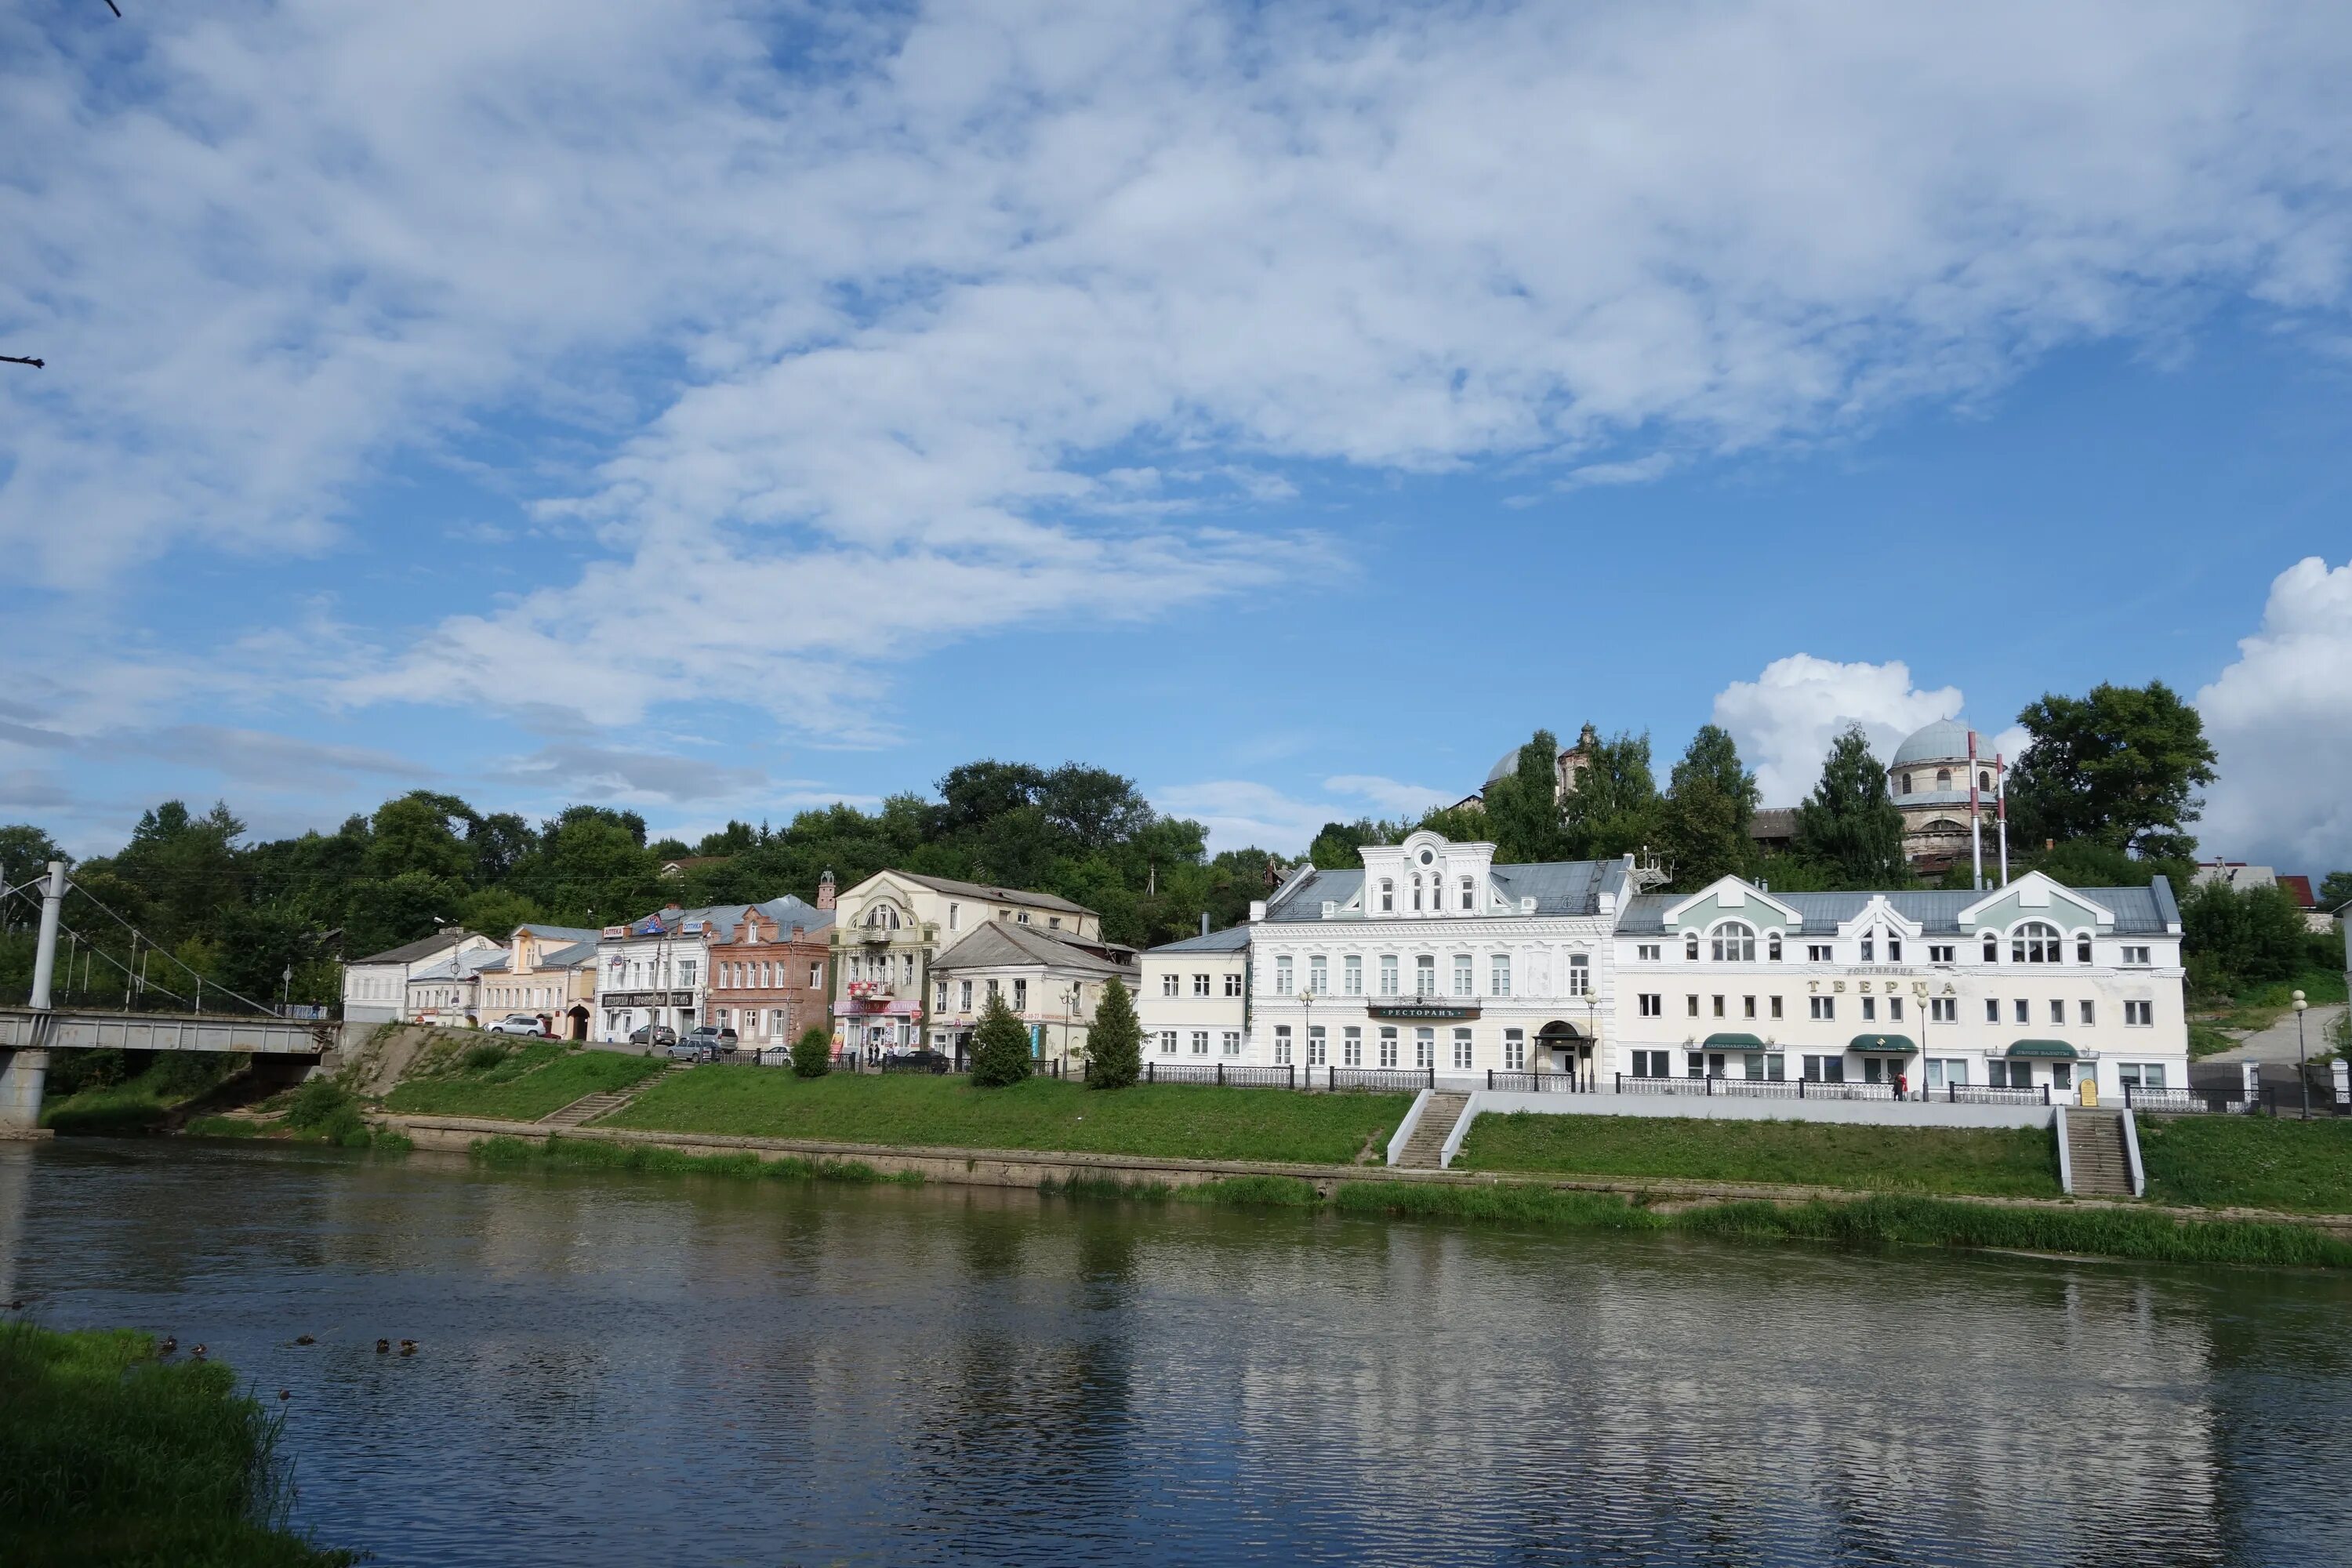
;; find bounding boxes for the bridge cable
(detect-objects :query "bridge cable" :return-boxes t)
[59,879,281,1017]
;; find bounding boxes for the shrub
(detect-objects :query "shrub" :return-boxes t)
[1084,976,1142,1089]
[968,993,1033,1087]
[460,1044,510,1074]
[791,1024,832,1079]
[283,1078,366,1145]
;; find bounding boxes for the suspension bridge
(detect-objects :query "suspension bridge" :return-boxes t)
[2,862,332,1134]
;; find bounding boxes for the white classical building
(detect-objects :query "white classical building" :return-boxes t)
[1137,925,1251,1065]
[341,929,498,1024]
[1240,831,1637,1083]
[1607,870,2190,1098]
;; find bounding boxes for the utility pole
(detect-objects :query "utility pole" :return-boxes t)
[28,862,66,1011]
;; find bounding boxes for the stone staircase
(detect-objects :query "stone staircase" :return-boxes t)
[2065,1110,2135,1197]
[539,1062,688,1131]
[1394,1092,1471,1170]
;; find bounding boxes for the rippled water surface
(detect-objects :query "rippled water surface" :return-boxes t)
[6,1139,2352,1566]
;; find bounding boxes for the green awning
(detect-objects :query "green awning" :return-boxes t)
[1703,1033,1766,1049]
[2005,1039,2078,1059]
[1849,1034,1917,1054]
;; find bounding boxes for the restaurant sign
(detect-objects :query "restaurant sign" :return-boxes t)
[1365,1001,1482,1022]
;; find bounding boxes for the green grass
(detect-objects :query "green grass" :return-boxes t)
[384,1046,665,1121]
[469,1133,922,1185]
[2198,966,2349,1033]
[1457,1112,2062,1198]
[40,1054,239,1135]
[2188,1024,2238,1059]
[0,1323,356,1566]
[604,1067,1414,1164]
[2140,1115,2352,1213]
[180,1116,265,1139]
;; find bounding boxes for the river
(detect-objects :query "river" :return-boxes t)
[5,1139,2350,1567]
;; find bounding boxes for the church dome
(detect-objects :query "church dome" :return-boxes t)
[1890,718,1973,769]
[1485,747,1526,786]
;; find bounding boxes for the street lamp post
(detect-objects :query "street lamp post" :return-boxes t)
[2294,989,2310,1120]
[1299,989,1316,1087]
[281,963,293,1015]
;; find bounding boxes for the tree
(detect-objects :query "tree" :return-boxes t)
[1662,724,1759,888]
[2180,880,2310,997]
[1479,731,1567,863]
[367,793,476,883]
[1308,818,1387,870]
[2008,681,2217,860]
[456,887,544,940]
[1085,976,1142,1088]
[969,991,1034,1087]
[696,819,759,858]
[791,1023,832,1079]
[1560,731,1663,861]
[1040,764,1154,851]
[2319,871,2352,913]
[1792,724,1911,888]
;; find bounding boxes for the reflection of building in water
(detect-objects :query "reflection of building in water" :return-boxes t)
[1171,1228,2220,1565]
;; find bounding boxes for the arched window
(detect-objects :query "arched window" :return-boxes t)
[1710,921,1755,962]
[2076,935,2092,964]
[1983,935,1998,963]
[869,905,900,930]
[1684,934,1700,961]
[1378,879,1394,913]
[1411,876,1424,912]
[1459,877,1475,912]
[1900,772,1914,794]
[2011,921,2061,964]
[1979,771,1992,792]
[1767,933,1783,961]
[1935,768,1952,789]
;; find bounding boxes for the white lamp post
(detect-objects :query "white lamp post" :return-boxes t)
[2294,989,2310,1120]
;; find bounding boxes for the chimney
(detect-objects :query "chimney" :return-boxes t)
[817,868,837,910]
[1200,911,1210,938]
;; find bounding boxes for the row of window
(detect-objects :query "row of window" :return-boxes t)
[714,960,825,991]
[1266,952,1589,999]
[1372,871,1481,915]
[1642,923,2156,967]
[1159,971,1247,997]
[1261,1023,1534,1071]
[1156,1030,1247,1056]
[710,1007,796,1036]
[604,956,701,988]
[1634,992,2156,1028]
[931,977,1083,1014]
[1625,1051,2172,1089]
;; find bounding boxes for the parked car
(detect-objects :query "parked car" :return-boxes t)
[488,1014,548,1037]
[885,1048,953,1075]
[665,1038,711,1062]
[628,1024,678,1048]
[754,1044,795,1068]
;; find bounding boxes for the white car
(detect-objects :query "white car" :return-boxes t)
[487,1014,548,1037]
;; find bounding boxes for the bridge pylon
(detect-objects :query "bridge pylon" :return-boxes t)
[1,862,64,1136]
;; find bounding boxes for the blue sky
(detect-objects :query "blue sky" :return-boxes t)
[4,2,2350,875]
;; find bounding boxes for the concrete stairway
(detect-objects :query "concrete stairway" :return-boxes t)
[539,1062,688,1130]
[1395,1092,1471,1170]
[2065,1110,2134,1197]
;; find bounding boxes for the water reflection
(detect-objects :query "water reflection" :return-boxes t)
[8,1139,2351,1567]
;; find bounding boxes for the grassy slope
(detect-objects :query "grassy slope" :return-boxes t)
[1457,1111,2061,1198]
[604,1067,1414,1165]
[42,1056,237,1135]
[0,1323,354,1567]
[384,1047,665,1121]
[2139,1115,2352,1213]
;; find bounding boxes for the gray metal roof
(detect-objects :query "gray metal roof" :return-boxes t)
[1617,877,2181,937]
[1145,926,1253,955]
[1891,718,1975,768]
[517,923,600,943]
[932,919,1134,977]
[349,930,478,967]
[896,872,1094,917]
[1265,859,1623,921]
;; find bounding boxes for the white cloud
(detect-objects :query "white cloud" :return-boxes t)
[2195,556,2352,871]
[1713,655,1968,804]
[1320,775,1457,819]
[9,0,2352,750]
[1158,774,1456,855]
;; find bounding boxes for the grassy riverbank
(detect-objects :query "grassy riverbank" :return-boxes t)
[602,1068,1414,1165]
[2139,1115,2352,1213]
[1037,1174,2352,1269]
[0,1323,354,1566]
[1457,1112,2061,1197]
[472,1132,923,1186]
[40,1052,240,1135]
[384,1043,665,1121]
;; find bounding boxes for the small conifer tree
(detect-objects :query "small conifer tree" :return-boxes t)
[1085,975,1142,1089]
[969,992,1034,1087]
[791,1023,832,1079]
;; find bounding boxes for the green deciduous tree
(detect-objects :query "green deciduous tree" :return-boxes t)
[1084,975,1142,1089]
[791,1023,832,1079]
[2180,880,2311,997]
[2008,681,2217,860]
[1792,724,1911,888]
[1662,724,1759,889]
[1479,730,1568,863]
[2319,871,2352,913]
[969,991,1034,1087]
[1560,730,1663,861]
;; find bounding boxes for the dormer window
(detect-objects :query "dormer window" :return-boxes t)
[1684,935,1700,961]
[1411,876,1424,913]
[1379,879,1394,913]
[1458,878,1474,912]
[1710,922,1755,962]
[1983,935,1998,963]
[1767,933,1783,961]
[1860,934,1875,961]
[2013,921,2060,964]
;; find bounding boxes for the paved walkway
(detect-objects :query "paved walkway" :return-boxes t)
[2203,1002,2346,1065]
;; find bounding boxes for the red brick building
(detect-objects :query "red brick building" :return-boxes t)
[705,893,835,1051]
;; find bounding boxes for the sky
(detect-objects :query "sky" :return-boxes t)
[2,0,2350,876]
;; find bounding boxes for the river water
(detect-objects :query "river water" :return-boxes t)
[5,1140,2351,1567]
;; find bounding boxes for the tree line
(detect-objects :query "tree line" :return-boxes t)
[0,761,1281,1011]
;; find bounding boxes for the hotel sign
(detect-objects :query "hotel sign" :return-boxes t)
[603,990,696,1007]
[1366,1001,1482,1022]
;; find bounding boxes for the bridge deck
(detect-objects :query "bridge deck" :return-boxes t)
[0,1007,330,1055]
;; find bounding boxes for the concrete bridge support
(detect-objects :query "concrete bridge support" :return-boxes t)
[1,862,65,1138]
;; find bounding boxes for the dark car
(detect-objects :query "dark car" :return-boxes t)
[677,1025,742,1062]
[884,1048,953,1075]
[628,1024,678,1048]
